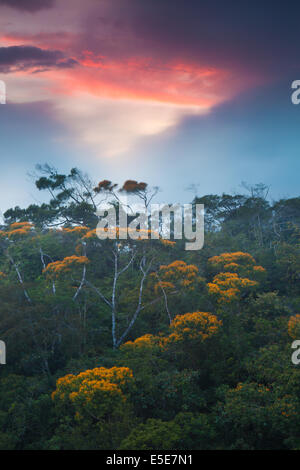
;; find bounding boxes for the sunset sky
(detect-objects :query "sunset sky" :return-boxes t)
[0,0,300,212]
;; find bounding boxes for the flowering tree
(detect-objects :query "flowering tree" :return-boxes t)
[52,366,135,448]
[121,310,222,371]
[150,260,203,323]
[207,252,265,305]
[122,311,222,351]
[167,311,222,343]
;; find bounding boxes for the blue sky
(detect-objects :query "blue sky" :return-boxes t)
[0,0,300,213]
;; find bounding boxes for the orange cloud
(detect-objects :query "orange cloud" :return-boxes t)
[1,30,255,109]
[1,35,259,157]
[52,54,239,109]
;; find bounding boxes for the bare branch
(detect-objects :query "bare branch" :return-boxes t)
[73,243,87,301]
[8,254,31,303]
[155,273,172,324]
[84,279,112,308]
[40,247,56,294]
[116,257,153,348]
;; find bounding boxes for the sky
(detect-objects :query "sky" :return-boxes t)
[0,0,300,212]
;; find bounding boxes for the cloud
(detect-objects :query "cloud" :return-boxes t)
[83,0,300,78]
[45,52,242,156]
[0,0,55,12]
[0,41,253,156]
[0,46,77,73]
[61,54,237,107]
[0,0,286,158]
[54,93,208,157]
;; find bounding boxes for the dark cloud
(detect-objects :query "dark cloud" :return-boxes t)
[85,0,300,78]
[0,0,55,12]
[0,46,78,73]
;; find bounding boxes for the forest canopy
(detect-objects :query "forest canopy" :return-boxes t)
[0,165,299,450]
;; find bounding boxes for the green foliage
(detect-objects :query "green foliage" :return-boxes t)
[0,167,300,449]
[120,412,216,450]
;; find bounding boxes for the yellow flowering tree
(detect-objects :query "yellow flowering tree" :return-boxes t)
[52,366,135,448]
[156,260,199,291]
[167,311,222,344]
[207,252,265,305]
[1,221,34,239]
[121,311,222,383]
[43,255,89,279]
[122,312,222,349]
[121,333,163,351]
[149,260,203,323]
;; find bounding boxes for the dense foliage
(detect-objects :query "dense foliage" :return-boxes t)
[0,166,299,450]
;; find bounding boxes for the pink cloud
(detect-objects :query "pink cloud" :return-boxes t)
[0,0,265,157]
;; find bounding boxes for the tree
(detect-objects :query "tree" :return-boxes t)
[216,381,299,449]
[207,252,265,306]
[51,366,135,449]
